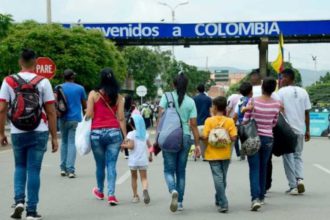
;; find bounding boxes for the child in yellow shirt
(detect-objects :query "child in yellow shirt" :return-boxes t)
[202,96,237,213]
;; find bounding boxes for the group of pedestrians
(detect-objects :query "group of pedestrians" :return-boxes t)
[0,49,312,219]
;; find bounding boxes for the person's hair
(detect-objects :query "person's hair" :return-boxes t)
[197,84,205,93]
[173,72,188,107]
[212,96,227,112]
[96,67,120,107]
[124,95,133,111]
[20,49,36,67]
[129,117,135,129]
[250,69,261,80]
[63,69,76,81]
[281,68,295,81]
[262,77,277,96]
[239,82,253,96]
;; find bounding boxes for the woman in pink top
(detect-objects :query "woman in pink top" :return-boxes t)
[86,68,127,206]
[242,77,281,211]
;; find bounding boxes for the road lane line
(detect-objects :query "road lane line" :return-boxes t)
[116,170,131,185]
[313,164,330,175]
[0,149,11,155]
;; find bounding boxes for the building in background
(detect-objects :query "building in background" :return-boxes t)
[208,70,246,98]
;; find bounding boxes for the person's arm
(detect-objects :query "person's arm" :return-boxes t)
[0,80,10,146]
[305,110,310,142]
[190,117,201,157]
[85,91,95,119]
[0,102,8,146]
[42,79,58,153]
[117,95,127,139]
[233,113,238,124]
[242,100,253,124]
[147,139,153,162]
[227,118,238,142]
[44,103,58,153]
[121,139,134,149]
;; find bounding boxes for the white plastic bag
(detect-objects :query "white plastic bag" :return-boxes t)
[75,117,92,156]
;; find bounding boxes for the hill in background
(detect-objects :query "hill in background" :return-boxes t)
[201,66,329,87]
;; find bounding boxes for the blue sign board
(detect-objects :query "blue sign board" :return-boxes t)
[64,20,330,40]
[310,112,330,137]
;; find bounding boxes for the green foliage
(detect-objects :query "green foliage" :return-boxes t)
[123,47,169,99]
[0,13,13,40]
[0,21,126,91]
[161,60,211,96]
[307,72,330,105]
[227,62,302,96]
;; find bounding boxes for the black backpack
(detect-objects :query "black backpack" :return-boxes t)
[8,74,44,131]
[54,85,68,117]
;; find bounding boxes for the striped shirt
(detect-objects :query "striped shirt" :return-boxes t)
[243,98,281,137]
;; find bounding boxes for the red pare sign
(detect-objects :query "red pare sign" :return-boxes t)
[36,57,56,79]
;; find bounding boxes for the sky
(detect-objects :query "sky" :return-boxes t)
[1,0,330,71]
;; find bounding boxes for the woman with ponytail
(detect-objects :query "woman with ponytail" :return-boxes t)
[85,67,127,206]
[158,72,200,212]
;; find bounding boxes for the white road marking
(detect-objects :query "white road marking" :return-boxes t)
[313,164,330,175]
[0,149,11,155]
[116,170,131,185]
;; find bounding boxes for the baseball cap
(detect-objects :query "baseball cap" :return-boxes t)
[63,69,76,80]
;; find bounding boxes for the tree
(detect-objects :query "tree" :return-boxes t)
[161,60,211,96]
[123,47,169,99]
[0,13,13,40]
[307,72,330,105]
[227,62,302,96]
[0,21,126,91]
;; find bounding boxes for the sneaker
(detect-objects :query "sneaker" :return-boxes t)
[178,203,184,211]
[92,187,104,200]
[286,188,299,195]
[68,173,76,178]
[143,189,150,204]
[124,156,129,159]
[251,200,261,211]
[218,207,228,213]
[170,190,178,212]
[131,195,140,203]
[108,196,119,206]
[260,199,265,205]
[10,203,24,219]
[60,171,66,177]
[26,212,42,220]
[297,179,305,194]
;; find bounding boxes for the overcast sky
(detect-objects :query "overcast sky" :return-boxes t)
[1,0,330,71]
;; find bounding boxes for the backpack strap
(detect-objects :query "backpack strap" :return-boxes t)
[9,74,27,88]
[165,92,175,108]
[29,76,45,86]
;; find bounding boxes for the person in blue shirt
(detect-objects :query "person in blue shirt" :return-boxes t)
[58,69,87,178]
[193,84,212,126]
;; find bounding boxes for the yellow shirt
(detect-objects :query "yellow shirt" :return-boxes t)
[203,116,237,161]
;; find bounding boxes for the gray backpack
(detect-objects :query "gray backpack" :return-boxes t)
[156,92,183,152]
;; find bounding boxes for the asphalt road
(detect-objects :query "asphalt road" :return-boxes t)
[1,133,330,220]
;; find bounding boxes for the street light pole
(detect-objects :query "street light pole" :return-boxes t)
[158,1,189,57]
[47,0,52,24]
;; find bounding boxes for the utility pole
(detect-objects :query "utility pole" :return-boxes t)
[47,0,52,24]
[158,1,189,58]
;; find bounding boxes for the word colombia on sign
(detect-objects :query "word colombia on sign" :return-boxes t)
[63,20,330,39]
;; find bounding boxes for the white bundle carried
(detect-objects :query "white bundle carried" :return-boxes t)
[208,120,231,148]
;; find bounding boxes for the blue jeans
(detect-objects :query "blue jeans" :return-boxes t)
[162,135,191,203]
[90,128,122,196]
[11,131,49,213]
[60,120,78,173]
[209,160,230,208]
[247,136,273,201]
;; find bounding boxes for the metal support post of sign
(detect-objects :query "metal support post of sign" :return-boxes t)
[259,37,269,78]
